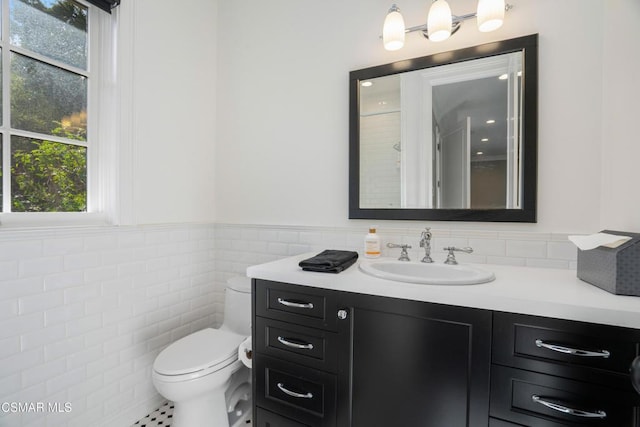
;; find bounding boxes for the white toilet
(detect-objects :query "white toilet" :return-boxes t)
[152,277,252,427]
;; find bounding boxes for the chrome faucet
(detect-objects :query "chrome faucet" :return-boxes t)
[443,246,473,265]
[387,243,411,261]
[419,227,433,263]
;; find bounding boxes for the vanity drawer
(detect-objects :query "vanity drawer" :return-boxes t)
[493,312,640,386]
[490,365,640,426]
[254,280,339,331]
[255,316,338,373]
[489,418,526,427]
[255,407,311,427]
[255,355,336,427]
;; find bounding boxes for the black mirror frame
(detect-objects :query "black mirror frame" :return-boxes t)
[349,34,538,222]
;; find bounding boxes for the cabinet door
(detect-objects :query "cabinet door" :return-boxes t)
[346,294,492,427]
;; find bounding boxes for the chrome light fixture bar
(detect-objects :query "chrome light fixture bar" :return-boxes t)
[383,0,512,51]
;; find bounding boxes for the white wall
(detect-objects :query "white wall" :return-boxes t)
[215,0,640,233]
[600,0,640,231]
[126,0,217,225]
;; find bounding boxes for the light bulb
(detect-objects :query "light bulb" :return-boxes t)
[383,4,405,51]
[477,0,505,32]
[427,0,452,42]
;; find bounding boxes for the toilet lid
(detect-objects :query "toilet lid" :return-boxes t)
[154,328,246,376]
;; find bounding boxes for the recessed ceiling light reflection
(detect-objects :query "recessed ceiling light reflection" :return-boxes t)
[476,151,484,155]
[481,138,489,142]
[498,74,508,80]
[486,119,496,124]
[361,81,373,87]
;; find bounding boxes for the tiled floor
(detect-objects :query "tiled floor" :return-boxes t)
[132,401,252,427]
[132,402,173,427]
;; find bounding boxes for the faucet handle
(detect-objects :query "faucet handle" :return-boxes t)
[387,243,412,261]
[443,246,473,265]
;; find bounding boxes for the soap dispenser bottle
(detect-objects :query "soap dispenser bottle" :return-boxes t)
[364,226,381,258]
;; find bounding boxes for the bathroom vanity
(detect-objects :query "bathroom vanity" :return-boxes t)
[248,255,640,427]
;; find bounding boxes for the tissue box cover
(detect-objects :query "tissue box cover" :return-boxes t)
[577,230,640,296]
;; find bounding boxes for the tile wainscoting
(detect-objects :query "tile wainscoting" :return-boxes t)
[1,222,578,426]
[0,224,219,427]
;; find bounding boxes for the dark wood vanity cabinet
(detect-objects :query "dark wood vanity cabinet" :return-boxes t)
[252,279,492,427]
[252,279,640,427]
[490,312,640,426]
[253,280,343,427]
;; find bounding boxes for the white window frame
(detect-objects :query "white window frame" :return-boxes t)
[0,0,116,227]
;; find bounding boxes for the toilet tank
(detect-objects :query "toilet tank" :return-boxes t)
[222,276,252,336]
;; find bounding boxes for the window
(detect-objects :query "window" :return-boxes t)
[0,0,112,216]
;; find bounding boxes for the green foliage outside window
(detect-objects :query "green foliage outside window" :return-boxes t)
[1,0,89,213]
[11,124,87,212]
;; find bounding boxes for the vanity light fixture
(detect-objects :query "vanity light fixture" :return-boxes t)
[383,4,406,51]
[382,0,511,51]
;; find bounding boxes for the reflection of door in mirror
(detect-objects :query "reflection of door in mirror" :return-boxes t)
[438,117,470,208]
[430,52,521,210]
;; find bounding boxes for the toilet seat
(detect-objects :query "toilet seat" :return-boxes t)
[153,328,247,381]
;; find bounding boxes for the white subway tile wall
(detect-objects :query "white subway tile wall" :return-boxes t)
[213,224,577,284]
[0,224,218,427]
[1,222,580,426]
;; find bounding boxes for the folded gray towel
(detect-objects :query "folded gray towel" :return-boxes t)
[298,250,359,273]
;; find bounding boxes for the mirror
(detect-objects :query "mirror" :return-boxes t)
[349,35,537,222]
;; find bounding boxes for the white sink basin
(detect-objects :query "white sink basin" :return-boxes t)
[359,259,495,285]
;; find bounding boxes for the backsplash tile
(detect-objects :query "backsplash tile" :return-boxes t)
[547,241,578,261]
[505,240,548,258]
[468,238,506,257]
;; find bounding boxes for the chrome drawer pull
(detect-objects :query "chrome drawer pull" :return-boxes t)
[532,395,607,419]
[535,339,611,358]
[277,383,314,399]
[277,336,314,350]
[277,298,314,309]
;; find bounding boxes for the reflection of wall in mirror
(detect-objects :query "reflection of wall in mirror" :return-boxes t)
[359,112,401,208]
[471,160,507,209]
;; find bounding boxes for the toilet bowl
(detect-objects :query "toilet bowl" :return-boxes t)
[152,277,252,427]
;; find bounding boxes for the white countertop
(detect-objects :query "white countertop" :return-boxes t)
[247,254,640,329]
